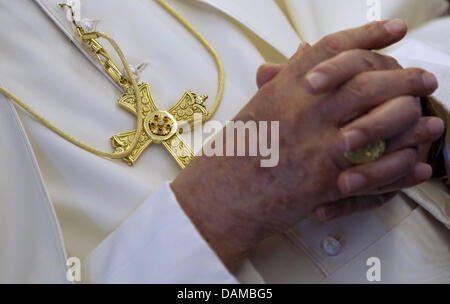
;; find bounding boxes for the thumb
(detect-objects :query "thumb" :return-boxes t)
[256,42,311,88]
[289,41,312,62]
[313,193,395,222]
[256,63,286,88]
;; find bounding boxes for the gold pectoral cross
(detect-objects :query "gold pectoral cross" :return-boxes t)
[57,2,216,169]
[111,83,208,168]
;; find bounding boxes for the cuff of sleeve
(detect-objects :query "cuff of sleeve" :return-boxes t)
[82,182,238,283]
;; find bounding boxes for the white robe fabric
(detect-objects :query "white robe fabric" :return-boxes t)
[0,0,449,283]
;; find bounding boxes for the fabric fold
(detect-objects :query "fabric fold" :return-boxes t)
[82,182,238,283]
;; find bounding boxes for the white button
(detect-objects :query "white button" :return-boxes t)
[321,236,342,256]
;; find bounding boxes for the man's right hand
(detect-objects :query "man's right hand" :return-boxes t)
[171,20,444,271]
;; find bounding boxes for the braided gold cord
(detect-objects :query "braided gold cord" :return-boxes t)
[155,0,224,122]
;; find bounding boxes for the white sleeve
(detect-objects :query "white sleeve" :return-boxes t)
[82,182,238,283]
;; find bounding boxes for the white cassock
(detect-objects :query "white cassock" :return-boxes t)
[0,0,449,283]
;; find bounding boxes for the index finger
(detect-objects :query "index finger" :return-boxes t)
[292,19,407,75]
[313,192,395,221]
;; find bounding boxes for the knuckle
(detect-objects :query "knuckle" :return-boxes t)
[405,68,426,88]
[362,21,385,41]
[358,50,378,70]
[366,164,388,182]
[359,122,383,139]
[413,122,428,141]
[340,49,362,58]
[256,65,266,84]
[383,55,402,69]
[321,34,344,55]
[348,73,378,98]
[400,96,422,121]
[367,20,384,32]
[256,64,267,76]
[403,148,419,165]
[341,49,377,70]
[314,60,341,77]
[256,80,279,102]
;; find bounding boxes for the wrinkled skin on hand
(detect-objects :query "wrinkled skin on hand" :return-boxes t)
[171,20,445,271]
[257,46,443,221]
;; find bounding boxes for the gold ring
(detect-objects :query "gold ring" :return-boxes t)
[344,140,386,165]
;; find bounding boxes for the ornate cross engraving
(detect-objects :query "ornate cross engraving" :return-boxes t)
[111,83,208,168]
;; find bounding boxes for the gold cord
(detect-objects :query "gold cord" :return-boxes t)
[0,0,223,159]
[155,0,224,122]
[0,32,142,159]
